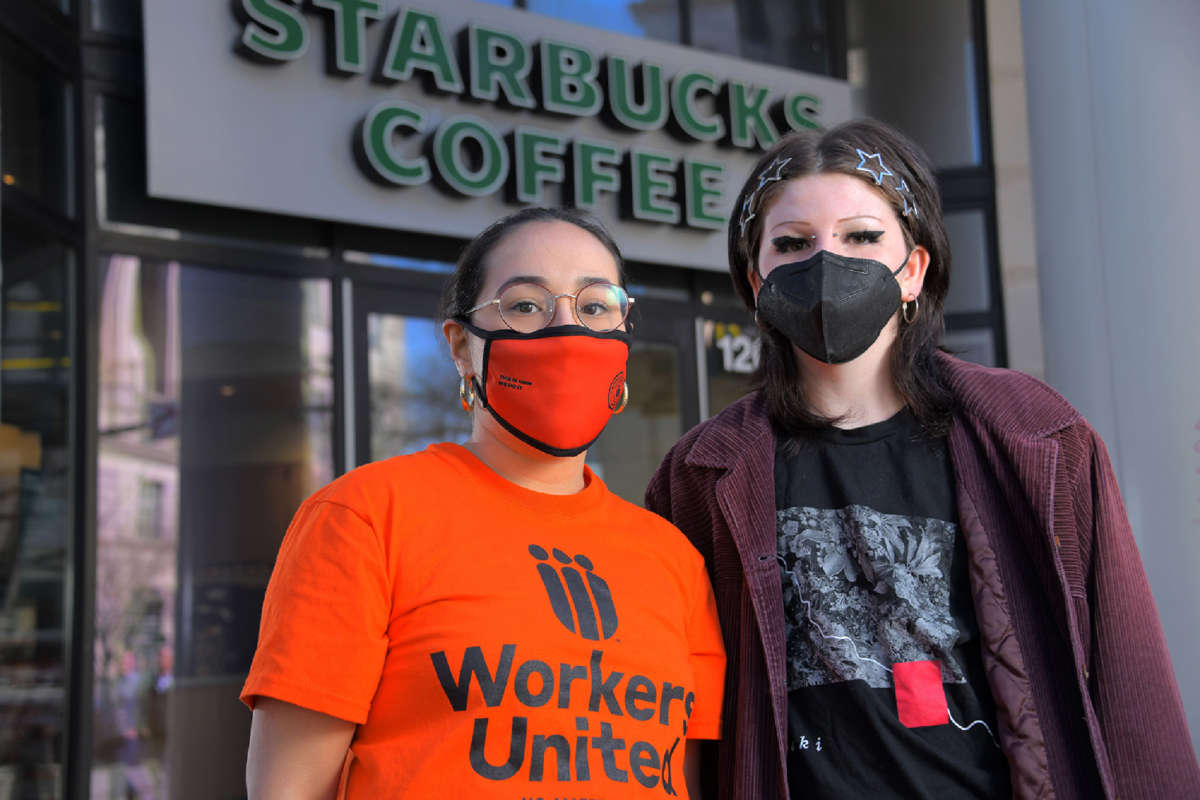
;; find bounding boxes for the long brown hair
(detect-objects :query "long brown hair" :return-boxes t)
[728,118,954,437]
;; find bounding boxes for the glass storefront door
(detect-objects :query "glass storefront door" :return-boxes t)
[363,310,472,461]
[586,313,690,504]
[695,311,760,420]
[353,284,465,466]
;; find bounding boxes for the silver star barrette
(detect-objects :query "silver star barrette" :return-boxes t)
[855,150,919,219]
[738,156,792,239]
[757,156,791,189]
[896,178,918,218]
[855,148,894,185]
[738,196,757,237]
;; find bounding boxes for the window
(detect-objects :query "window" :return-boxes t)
[0,37,76,799]
[90,0,140,36]
[0,50,74,216]
[527,0,682,43]
[689,0,837,75]
[0,215,73,800]
[367,313,472,460]
[943,209,991,315]
[846,0,982,168]
[93,256,334,797]
[587,341,682,502]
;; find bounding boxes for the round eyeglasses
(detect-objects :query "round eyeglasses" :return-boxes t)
[465,281,634,333]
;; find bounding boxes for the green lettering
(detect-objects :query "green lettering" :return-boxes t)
[540,41,602,117]
[605,57,667,131]
[235,0,309,63]
[379,9,464,93]
[728,81,778,149]
[356,101,430,186]
[433,116,508,197]
[310,0,381,75]
[514,127,566,204]
[684,160,725,230]
[630,150,679,224]
[469,25,535,108]
[571,138,621,210]
[784,93,822,131]
[669,71,723,142]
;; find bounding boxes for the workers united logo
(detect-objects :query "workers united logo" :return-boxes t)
[426,546,692,791]
[528,544,618,640]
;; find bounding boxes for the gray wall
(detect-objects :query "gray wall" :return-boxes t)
[1020,0,1200,756]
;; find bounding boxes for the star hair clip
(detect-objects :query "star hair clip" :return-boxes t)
[895,178,918,218]
[855,148,918,218]
[738,156,792,239]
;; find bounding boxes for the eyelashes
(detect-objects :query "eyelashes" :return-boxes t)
[771,235,811,253]
[844,230,884,244]
[770,230,885,253]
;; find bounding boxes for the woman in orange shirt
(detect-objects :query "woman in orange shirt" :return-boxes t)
[241,207,725,799]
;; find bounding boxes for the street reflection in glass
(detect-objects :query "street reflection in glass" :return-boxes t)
[368,314,472,460]
[93,256,333,799]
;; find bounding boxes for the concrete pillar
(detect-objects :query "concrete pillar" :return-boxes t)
[1020,0,1200,756]
[984,0,1043,380]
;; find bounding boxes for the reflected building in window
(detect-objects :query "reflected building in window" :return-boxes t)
[368,314,472,461]
[93,256,334,799]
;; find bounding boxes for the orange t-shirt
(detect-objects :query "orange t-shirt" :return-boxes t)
[241,443,725,799]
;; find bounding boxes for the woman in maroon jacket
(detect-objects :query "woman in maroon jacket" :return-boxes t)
[647,119,1198,800]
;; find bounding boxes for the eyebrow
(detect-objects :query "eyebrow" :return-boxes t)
[492,275,613,293]
[769,214,884,234]
[767,222,813,236]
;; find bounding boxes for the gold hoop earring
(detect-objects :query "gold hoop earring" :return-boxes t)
[459,375,476,412]
[901,297,919,324]
[613,382,629,415]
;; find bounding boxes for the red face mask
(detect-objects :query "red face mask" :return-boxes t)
[462,323,630,457]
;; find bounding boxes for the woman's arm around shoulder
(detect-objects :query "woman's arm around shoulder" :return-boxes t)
[247,697,356,800]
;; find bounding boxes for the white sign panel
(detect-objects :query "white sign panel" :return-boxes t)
[144,0,852,270]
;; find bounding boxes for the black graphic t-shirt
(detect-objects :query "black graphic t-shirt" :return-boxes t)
[775,408,1010,798]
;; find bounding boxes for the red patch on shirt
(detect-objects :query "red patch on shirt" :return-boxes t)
[894,660,948,728]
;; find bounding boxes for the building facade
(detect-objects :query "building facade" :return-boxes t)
[11,0,1194,798]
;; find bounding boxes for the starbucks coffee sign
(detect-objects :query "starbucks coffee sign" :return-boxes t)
[144,1,851,269]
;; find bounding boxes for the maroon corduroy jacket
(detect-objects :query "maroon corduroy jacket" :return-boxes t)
[646,352,1199,799]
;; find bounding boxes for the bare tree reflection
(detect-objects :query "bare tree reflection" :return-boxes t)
[368,316,472,460]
